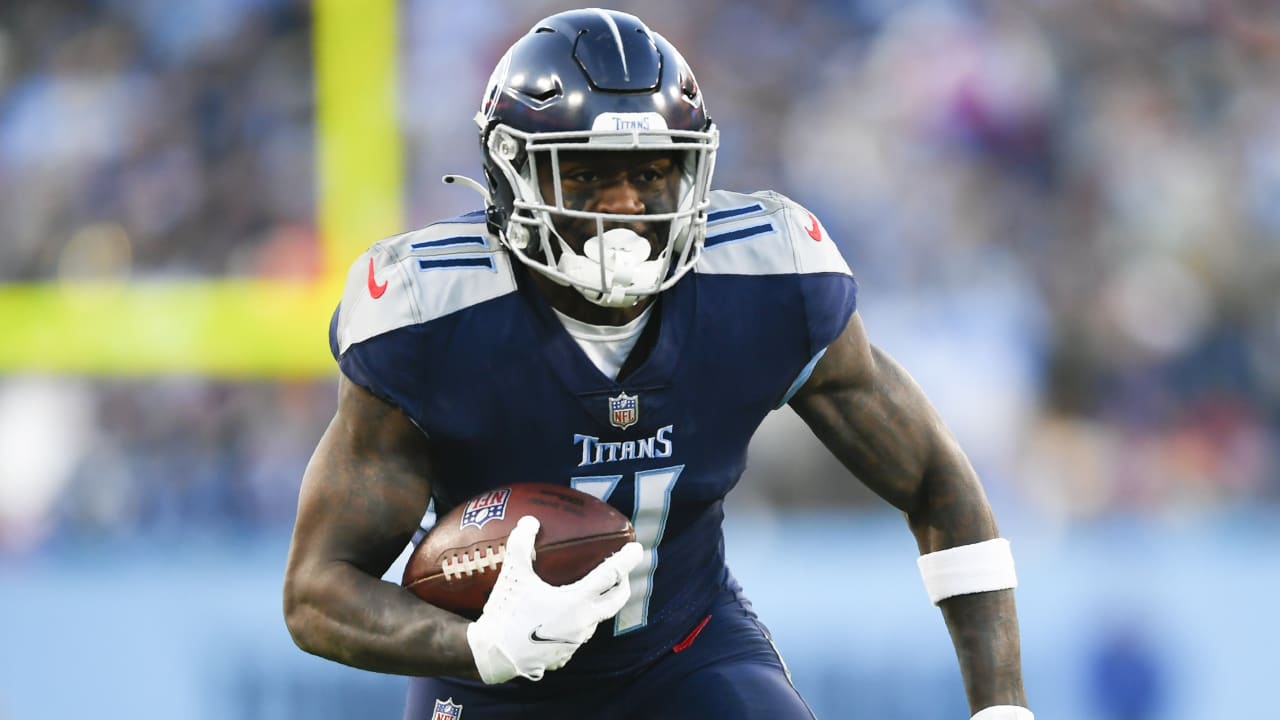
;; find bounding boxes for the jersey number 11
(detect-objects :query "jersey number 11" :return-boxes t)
[572,465,684,635]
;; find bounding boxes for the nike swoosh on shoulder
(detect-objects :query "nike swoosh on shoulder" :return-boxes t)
[367,257,389,299]
[804,212,822,242]
[529,627,577,645]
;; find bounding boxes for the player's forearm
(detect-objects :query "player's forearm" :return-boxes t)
[283,560,480,679]
[939,590,1027,713]
[907,449,1028,713]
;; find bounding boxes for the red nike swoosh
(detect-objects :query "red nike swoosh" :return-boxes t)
[367,257,388,299]
[804,213,822,242]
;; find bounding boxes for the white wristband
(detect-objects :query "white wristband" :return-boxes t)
[971,705,1033,720]
[917,538,1017,605]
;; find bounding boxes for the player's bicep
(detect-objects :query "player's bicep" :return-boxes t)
[289,375,435,579]
[788,311,951,514]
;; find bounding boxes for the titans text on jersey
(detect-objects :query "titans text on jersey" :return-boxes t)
[576,425,675,467]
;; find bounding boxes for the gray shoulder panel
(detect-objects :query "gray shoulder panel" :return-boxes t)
[696,190,852,278]
[335,217,517,354]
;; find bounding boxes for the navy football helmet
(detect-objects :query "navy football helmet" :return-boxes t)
[450,9,718,307]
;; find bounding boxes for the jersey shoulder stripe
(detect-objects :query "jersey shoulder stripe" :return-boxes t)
[334,214,516,354]
[697,189,852,278]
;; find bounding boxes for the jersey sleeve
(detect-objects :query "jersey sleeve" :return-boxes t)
[328,300,428,413]
[326,242,432,413]
[768,191,859,358]
[325,223,517,418]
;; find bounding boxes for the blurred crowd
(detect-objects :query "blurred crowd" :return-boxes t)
[1,0,1278,552]
[0,0,315,282]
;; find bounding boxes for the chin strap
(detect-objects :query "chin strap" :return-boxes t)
[555,228,665,307]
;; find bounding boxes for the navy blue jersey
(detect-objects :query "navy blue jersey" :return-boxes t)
[330,189,857,682]
[405,578,817,718]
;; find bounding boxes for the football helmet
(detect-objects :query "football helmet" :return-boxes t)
[448,9,718,307]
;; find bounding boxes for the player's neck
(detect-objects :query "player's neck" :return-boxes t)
[530,273,654,326]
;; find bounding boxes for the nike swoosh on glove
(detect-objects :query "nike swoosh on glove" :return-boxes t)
[466,515,643,684]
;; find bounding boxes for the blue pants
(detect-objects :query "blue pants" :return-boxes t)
[405,583,816,719]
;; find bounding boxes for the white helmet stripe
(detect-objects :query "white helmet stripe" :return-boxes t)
[594,9,629,81]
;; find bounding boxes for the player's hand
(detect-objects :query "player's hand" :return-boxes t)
[466,515,643,684]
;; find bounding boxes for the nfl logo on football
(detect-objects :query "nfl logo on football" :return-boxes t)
[459,488,511,530]
[432,698,462,719]
[609,392,639,430]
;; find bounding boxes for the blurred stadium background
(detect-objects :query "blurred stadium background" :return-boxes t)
[1,0,1278,718]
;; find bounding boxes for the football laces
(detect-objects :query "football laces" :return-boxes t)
[441,544,508,580]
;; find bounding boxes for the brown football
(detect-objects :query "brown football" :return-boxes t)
[402,483,635,618]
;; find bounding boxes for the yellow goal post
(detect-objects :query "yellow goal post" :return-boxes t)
[0,0,402,379]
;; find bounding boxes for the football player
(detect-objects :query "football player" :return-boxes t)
[284,8,1032,720]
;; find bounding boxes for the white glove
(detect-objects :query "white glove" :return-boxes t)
[466,515,643,684]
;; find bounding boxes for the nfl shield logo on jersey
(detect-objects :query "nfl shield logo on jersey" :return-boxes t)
[609,392,639,430]
[459,488,511,530]
[432,698,462,720]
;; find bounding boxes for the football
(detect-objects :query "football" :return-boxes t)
[402,483,635,618]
